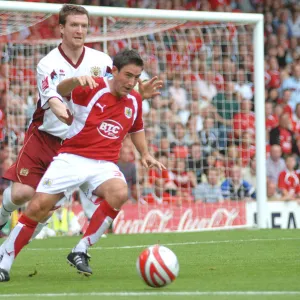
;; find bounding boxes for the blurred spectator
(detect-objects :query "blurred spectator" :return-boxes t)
[291,103,300,138]
[278,89,293,117]
[200,116,219,156]
[233,99,255,140]
[197,70,217,104]
[238,131,256,167]
[266,56,281,89]
[117,146,138,202]
[234,68,253,101]
[281,64,300,112]
[277,155,300,201]
[168,75,188,110]
[170,122,192,148]
[193,168,223,203]
[265,101,278,132]
[266,144,286,184]
[184,114,201,145]
[270,113,299,155]
[289,7,300,38]
[173,159,196,194]
[221,165,255,201]
[47,204,81,237]
[186,142,204,184]
[211,81,240,149]
[141,177,178,206]
[223,145,241,176]
[148,152,177,193]
[242,157,256,189]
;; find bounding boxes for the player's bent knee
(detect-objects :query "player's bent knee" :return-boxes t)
[11,182,35,206]
[106,188,128,209]
[25,193,62,222]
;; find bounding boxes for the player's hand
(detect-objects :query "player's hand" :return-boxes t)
[75,76,98,89]
[138,76,163,99]
[141,153,166,170]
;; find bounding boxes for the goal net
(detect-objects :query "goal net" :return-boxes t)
[0,5,266,234]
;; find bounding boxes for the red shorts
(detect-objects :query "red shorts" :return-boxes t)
[3,124,62,189]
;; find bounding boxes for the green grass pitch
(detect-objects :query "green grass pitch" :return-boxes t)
[0,229,299,300]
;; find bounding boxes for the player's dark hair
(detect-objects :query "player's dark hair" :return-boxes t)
[113,49,144,71]
[59,4,89,25]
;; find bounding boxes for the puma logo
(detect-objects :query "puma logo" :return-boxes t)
[96,103,106,113]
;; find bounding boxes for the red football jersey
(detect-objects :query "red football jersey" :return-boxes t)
[278,128,293,154]
[278,170,300,195]
[233,112,255,136]
[60,77,144,163]
[266,114,278,131]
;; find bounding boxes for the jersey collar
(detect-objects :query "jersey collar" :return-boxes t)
[58,44,85,69]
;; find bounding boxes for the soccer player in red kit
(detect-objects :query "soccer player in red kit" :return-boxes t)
[0,4,162,239]
[0,4,112,237]
[0,49,165,282]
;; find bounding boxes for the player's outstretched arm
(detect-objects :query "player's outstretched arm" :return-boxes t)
[49,98,73,125]
[138,76,163,99]
[57,76,98,97]
[130,130,166,170]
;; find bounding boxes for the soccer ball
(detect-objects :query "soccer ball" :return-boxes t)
[136,244,179,288]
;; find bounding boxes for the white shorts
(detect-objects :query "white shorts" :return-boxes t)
[37,153,126,203]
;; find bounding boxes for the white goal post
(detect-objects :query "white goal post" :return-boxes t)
[0,1,267,229]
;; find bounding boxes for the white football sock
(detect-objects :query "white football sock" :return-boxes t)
[0,186,20,226]
[31,218,51,241]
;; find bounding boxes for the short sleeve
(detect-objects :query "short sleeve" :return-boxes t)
[129,93,144,133]
[37,61,63,109]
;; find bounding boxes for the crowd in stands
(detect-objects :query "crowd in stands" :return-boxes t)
[0,0,300,208]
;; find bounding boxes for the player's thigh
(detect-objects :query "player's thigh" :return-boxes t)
[94,178,128,200]
[81,162,128,205]
[36,153,90,196]
[11,182,35,205]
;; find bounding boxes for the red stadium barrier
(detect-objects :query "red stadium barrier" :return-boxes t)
[113,202,246,234]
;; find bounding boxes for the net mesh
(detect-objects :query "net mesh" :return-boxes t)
[0,11,52,38]
[0,13,256,233]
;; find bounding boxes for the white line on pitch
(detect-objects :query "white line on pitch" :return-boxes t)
[0,291,300,297]
[26,237,300,251]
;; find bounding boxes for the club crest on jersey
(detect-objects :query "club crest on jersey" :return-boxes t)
[19,168,29,176]
[91,66,101,77]
[97,119,123,139]
[50,69,58,84]
[42,178,53,187]
[124,107,132,119]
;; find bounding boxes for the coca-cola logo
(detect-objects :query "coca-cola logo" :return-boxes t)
[97,119,123,139]
[113,206,241,234]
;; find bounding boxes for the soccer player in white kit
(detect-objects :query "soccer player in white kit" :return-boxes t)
[0,49,165,281]
[0,4,161,238]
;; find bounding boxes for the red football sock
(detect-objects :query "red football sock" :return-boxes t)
[83,200,119,239]
[73,200,119,253]
[14,214,38,257]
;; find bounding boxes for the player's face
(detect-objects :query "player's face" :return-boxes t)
[60,14,89,49]
[112,64,142,97]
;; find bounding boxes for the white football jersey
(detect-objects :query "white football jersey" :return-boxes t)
[32,44,112,139]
